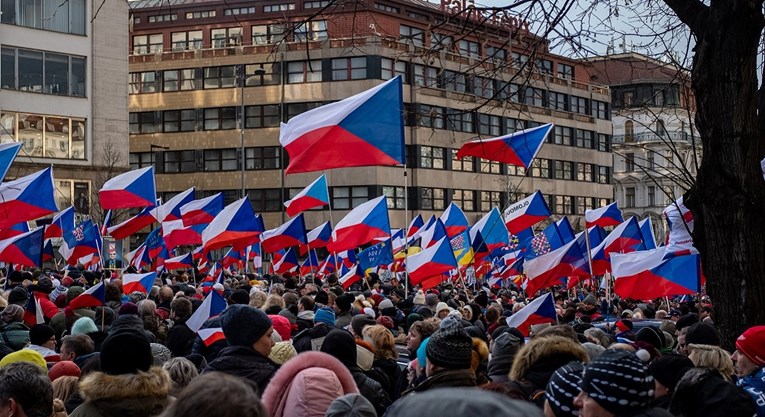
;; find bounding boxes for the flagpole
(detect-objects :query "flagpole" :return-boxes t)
[325,170,340,285]
[403,163,409,299]
[584,226,595,287]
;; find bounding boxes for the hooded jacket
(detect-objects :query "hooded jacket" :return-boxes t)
[203,345,279,395]
[69,367,173,417]
[737,367,765,417]
[487,331,523,383]
[0,321,30,351]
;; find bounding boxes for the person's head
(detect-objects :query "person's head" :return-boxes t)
[732,325,765,377]
[263,294,285,311]
[425,319,473,377]
[320,329,357,368]
[544,361,584,417]
[298,295,314,312]
[363,324,397,361]
[48,361,81,382]
[162,357,199,396]
[314,306,336,327]
[687,344,735,381]
[99,327,153,375]
[583,328,611,348]
[137,299,157,317]
[385,387,545,417]
[51,375,79,403]
[574,350,653,417]
[220,305,274,357]
[159,372,267,417]
[684,322,721,347]
[159,286,174,302]
[670,367,757,417]
[170,297,192,321]
[350,314,376,339]
[0,362,53,417]
[59,334,95,362]
[407,318,440,352]
[0,304,23,324]
[334,293,354,314]
[647,353,693,398]
[28,324,56,349]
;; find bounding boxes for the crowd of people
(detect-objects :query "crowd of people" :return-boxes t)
[0,265,763,417]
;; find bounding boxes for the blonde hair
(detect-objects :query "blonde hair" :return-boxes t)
[263,294,285,311]
[688,344,735,382]
[249,291,267,308]
[363,324,398,361]
[52,376,79,403]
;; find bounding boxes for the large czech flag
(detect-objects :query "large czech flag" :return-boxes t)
[300,222,332,255]
[639,218,657,250]
[186,290,227,333]
[69,281,106,309]
[612,248,700,299]
[0,226,44,267]
[272,248,298,274]
[328,196,390,252]
[260,214,307,253]
[0,167,58,229]
[44,206,75,240]
[406,237,457,285]
[440,202,469,237]
[107,206,156,240]
[591,217,645,275]
[505,293,557,336]
[503,191,551,234]
[202,198,264,253]
[99,166,157,210]
[0,221,30,240]
[122,272,157,294]
[284,175,330,216]
[525,239,589,296]
[153,187,195,223]
[162,220,205,250]
[125,243,150,270]
[470,207,511,252]
[181,192,224,227]
[280,76,405,174]
[338,264,362,289]
[163,252,194,271]
[456,123,552,168]
[585,202,624,229]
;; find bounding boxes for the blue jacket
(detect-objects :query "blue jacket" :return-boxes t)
[737,367,765,416]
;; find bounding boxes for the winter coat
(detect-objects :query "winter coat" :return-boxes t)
[386,387,545,417]
[142,315,168,344]
[0,321,30,351]
[261,351,358,417]
[487,331,523,383]
[737,367,765,417]
[69,367,173,417]
[34,292,59,320]
[292,324,331,353]
[165,318,195,357]
[296,311,315,333]
[367,357,403,400]
[191,316,227,362]
[203,345,279,395]
[348,364,391,416]
[50,308,96,340]
[335,312,353,329]
[403,368,477,395]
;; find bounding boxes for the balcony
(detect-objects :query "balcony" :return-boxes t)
[612,131,692,144]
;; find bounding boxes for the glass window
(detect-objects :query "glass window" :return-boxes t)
[536,59,553,74]
[480,191,501,212]
[163,109,196,132]
[374,3,399,12]
[304,0,329,8]
[443,70,466,93]
[531,159,550,178]
[473,76,494,99]
[451,149,473,172]
[130,152,153,170]
[400,25,424,47]
[382,186,405,209]
[243,63,281,86]
[164,150,195,173]
[70,57,85,97]
[477,114,501,136]
[287,60,322,83]
[647,186,656,207]
[1,48,15,90]
[211,27,243,48]
[558,63,574,79]
[203,107,237,130]
[524,87,545,107]
[248,188,282,212]
[552,126,572,145]
[548,91,567,111]
[246,147,280,169]
[625,153,635,172]
[418,105,444,129]
[295,20,328,41]
[446,109,473,133]
[203,149,237,171]
[420,146,445,169]
[163,69,196,92]
[18,49,43,92]
[576,129,594,149]
[225,6,256,15]
[555,195,574,214]
[625,187,636,207]
[203,66,236,89]
[458,39,479,58]
[570,95,589,114]
[486,46,506,62]
[331,57,366,81]
[381,58,407,82]
[129,71,156,94]
[413,64,439,88]
[576,163,593,182]
[132,34,163,55]
[252,24,288,44]
[245,105,280,128]
[598,166,610,184]
[421,187,445,210]
[129,111,157,134]
[185,10,216,19]
[333,186,369,209]
[431,33,452,51]
[263,3,295,12]
[171,30,203,50]
[597,134,610,152]
[44,53,68,95]
[3,0,85,34]
[451,189,475,212]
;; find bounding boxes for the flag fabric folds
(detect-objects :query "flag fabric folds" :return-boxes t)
[122,272,157,294]
[260,214,307,253]
[44,206,75,240]
[639,218,657,250]
[455,123,552,168]
[69,282,106,309]
[406,215,424,240]
[505,293,557,337]
[406,237,457,285]
[301,222,332,255]
[186,290,227,333]
[663,197,697,256]
[181,193,224,226]
[60,221,101,266]
[107,206,156,240]
[284,175,330,216]
[0,142,22,183]
[272,248,298,274]
[358,240,393,273]
[23,294,44,326]
[280,76,405,174]
[585,202,624,228]
[590,217,645,275]
[153,187,195,223]
[503,191,551,234]
[201,198,264,253]
[0,167,58,229]
[162,221,205,250]
[612,248,700,299]
[524,239,589,295]
[0,226,44,267]
[470,208,511,252]
[164,253,194,271]
[0,221,30,240]
[440,202,469,237]
[99,166,157,210]
[329,196,390,252]
[198,327,226,347]
[338,265,362,289]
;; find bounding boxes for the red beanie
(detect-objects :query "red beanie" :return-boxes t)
[736,325,765,367]
[268,314,292,342]
[49,360,81,382]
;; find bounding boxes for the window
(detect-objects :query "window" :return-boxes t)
[2,112,85,159]
[598,166,610,184]
[4,48,85,97]
[458,39,479,58]
[473,77,495,99]
[304,0,329,8]
[407,10,428,20]
[624,120,634,142]
[420,146,445,169]
[295,20,328,41]
[287,60,322,83]
[130,71,156,94]
[548,91,567,111]
[162,69,196,92]
[624,153,635,172]
[381,58,407,82]
[203,66,236,89]
[531,159,550,178]
[524,87,545,107]
[511,52,528,69]
[576,129,594,149]
[413,64,439,88]
[498,83,521,102]
[451,149,473,172]
[577,197,594,215]
[443,70,467,93]
[656,119,668,137]
[665,150,674,167]
[1,48,14,90]
[557,63,574,79]
[480,191,502,212]
[625,187,636,207]
[446,109,473,133]
[569,95,588,114]
[163,150,195,173]
[2,0,86,35]
[225,6,256,15]
[375,3,399,12]
[452,190,475,211]
[647,151,655,170]
[553,126,573,145]
[252,24,288,44]
[479,158,501,174]
[507,165,526,176]
[170,30,202,51]
[400,25,425,47]
[333,187,369,209]
[263,3,295,12]
[286,102,323,120]
[163,109,196,132]
[537,59,553,74]
[130,152,153,170]
[597,134,610,152]
[421,187,446,210]
[148,13,176,23]
[505,117,524,134]
[185,10,216,18]
[212,27,243,48]
[623,91,634,107]
[44,53,68,95]
[204,149,238,171]
[203,107,237,130]
[477,114,501,136]
[555,196,574,214]
[553,160,574,180]
[418,105,444,129]
[431,33,452,51]
[246,147,280,169]
[382,186,405,209]
[243,63,281,86]
[248,189,282,212]
[647,186,656,207]
[245,105,280,128]
[594,101,608,119]
[576,163,593,182]
[129,111,157,134]
[486,46,506,62]
[331,57,366,80]
[133,34,163,54]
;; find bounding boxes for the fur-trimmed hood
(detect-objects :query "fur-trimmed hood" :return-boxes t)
[509,335,588,383]
[72,367,172,417]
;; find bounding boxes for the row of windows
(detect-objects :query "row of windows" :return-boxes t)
[0,112,86,160]
[619,150,675,173]
[129,147,281,173]
[129,103,285,134]
[623,185,675,208]
[0,0,86,35]
[1,47,86,97]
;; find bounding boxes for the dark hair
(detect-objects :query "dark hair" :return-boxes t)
[485,307,501,324]
[299,295,315,311]
[0,362,53,417]
[105,283,122,302]
[61,334,95,357]
[160,372,267,417]
[170,297,192,319]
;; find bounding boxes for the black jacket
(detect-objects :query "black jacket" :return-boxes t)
[367,357,403,401]
[292,324,331,353]
[165,318,195,357]
[349,364,391,416]
[203,346,278,395]
[404,368,477,395]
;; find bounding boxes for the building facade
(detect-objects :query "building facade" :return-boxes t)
[0,0,129,223]
[586,53,699,238]
[127,0,614,241]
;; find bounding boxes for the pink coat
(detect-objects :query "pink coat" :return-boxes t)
[261,351,359,417]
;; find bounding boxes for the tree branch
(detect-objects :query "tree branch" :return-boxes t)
[661,0,710,36]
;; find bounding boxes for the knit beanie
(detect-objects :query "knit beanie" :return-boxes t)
[268,341,297,365]
[36,277,54,293]
[416,337,430,369]
[48,361,81,381]
[151,343,172,365]
[435,302,451,315]
[736,325,765,367]
[636,326,665,351]
[0,349,47,372]
[580,350,653,415]
[314,306,336,326]
[545,361,585,417]
[325,393,377,417]
[648,353,693,392]
[66,286,85,304]
[314,290,329,305]
[335,293,354,312]
[268,314,292,341]
[29,324,55,346]
[425,293,439,307]
[378,298,394,311]
[7,287,28,305]
[119,302,139,316]
[685,322,721,346]
[582,293,597,306]
[413,290,426,305]
[71,317,98,335]
[351,314,376,337]
[100,328,153,375]
[426,319,473,369]
[675,313,699,332]
[320,329,357,368]
[220,305,273,347]
[1,304,23,323]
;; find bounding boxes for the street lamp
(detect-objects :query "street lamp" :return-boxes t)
[239,65,267,199]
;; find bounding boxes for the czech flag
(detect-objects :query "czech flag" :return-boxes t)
[186,290,227,332]
[153,187,195,223]
[280,76,405,174]
[612,248,700,299]
[272,248,298,274]
[99,166,157,210]
[406,237,457,285]
[301,222,332,255]
[198,327,226,347]
[470,207,511,252]
[122,272,157,294]
[126,243,150,270]
[456,123,552,168]
[407,215,424,240]
[338,265,362,289]
[390,228,405,253]
[23,293,44,326]
[418,218,448,249]
[505,293,557,337]
[0,167,58,229]
[164,253,194,271]
[639,218,657,250]
[591,217,645,275]
[162,220,205,250]
[260,214,307,253]
[0,142,22,183]
[107,206,156,239]
[440,202,469,237]
[221,247,245,270]
[503,191,551,234]
[247,243,262,271]
[317,254,337,277]
[524,239,589,296]
[0,226,44,267]
[337,249,357,268]
[328,196,390,252]
[181,192,224,227]
[0,221,30,240]
[44,206,75,240]
[69,281,106,309]
[284,175,330,216]
[202,198,264,253]
[585,202,624,229]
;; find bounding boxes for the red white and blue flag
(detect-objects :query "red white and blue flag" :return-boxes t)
[221,247,245,270]
[272,248,298,274]
[69,281,106,309]
[639,218,657,250]
[456,123,552,168]
[181,192,224,227]
[23,293,44,326]
[153,187,195,223]
[300,222,332,255]
[470,207,511,253]
[0,221,30,240]
[163,253,194,271]
[61,220,101,266]
[280,76,405,174]
[0,167,58,229]
[202,198,264,253]
[44,206,75,240]
[585,202,624,229]
[107,206,156,240]
[162,220,205,250]
[503,191,551,234]
[126,243,150,270]
[186,290,227,332]
[198,327,226,347]
[524,239,589,296]
[338,264,362,289]
[99,166,157,210]
[0,142,22,183]
[505,292,557,337]
[663,197,696,256]
[0,226,44,267]
[406,215,424,240]
[406,237,457,285]
[612,248,700,299]
[122,272,157,294]
[590,217,645,275]
[328,196,390,252]
[440,202,469,237]
[284,175,330,216]
[418,218,448,249]
[260,214,307,253]
[300,250,320,275]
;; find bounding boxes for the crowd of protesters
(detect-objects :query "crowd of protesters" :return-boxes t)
[0,265,763,417]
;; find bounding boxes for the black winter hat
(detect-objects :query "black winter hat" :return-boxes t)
[581,350,654,416]
[220,305,273,347]
[545,361,584,417]
[36,277,54,293]
[648,353,693,392]
[426,319,472,369]
[29,324,56,346]
[7,286,29,305]
[685,322,721,346]
[670,367,756,417]
[675,313,699,332]
[320,329,357,368]
[636,325,666,351]
[100,328,153,375]
[314,290,329,305]
[335,293,354,312]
